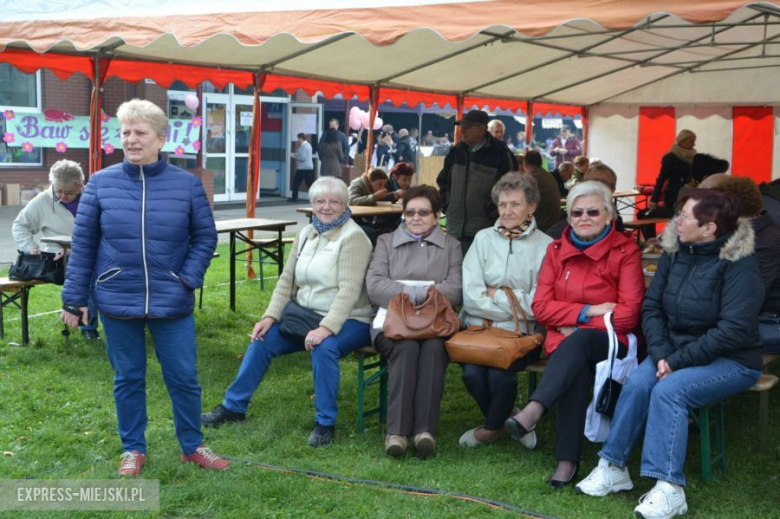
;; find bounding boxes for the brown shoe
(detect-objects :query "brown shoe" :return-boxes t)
[385,435,408,458]
[118,451,146,477]
[181,446,230,471]
[412,432,436,459]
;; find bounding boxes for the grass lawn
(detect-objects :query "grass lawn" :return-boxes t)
[1,242,778,518]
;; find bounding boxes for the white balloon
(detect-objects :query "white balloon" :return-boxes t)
[184,93,199,111]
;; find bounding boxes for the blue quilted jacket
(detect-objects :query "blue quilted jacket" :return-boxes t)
[62,156,217,318]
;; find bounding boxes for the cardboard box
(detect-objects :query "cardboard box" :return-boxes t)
[3,183,21,206]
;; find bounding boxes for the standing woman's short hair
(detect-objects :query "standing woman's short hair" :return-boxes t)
[116,99,169,138]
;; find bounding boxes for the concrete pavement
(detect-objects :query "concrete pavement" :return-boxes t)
[0,200,311,266]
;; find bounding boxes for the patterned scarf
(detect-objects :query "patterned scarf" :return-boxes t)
[402,221,437,242]
[496,218,531,240]
[312,207,352,234]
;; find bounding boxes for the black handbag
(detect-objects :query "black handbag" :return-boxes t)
[9,250,65,285]
[595,377,622,418]
[278,236,321,342]
[279,300,322,342]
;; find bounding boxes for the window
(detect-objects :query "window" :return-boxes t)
[0,64,42,166]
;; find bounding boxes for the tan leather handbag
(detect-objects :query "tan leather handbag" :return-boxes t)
[383,287,460,340]
[445,287,543,369]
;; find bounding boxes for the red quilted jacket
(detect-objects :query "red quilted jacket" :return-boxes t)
[532,225,645,356]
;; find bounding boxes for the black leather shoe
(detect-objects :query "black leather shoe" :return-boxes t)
[81,329,100,340]
[549,464,579,490]
[201,405,246,428]
[307,424,335,447]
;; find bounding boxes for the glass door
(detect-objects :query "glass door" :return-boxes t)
[203,94,230,202]
[289,102,323,200]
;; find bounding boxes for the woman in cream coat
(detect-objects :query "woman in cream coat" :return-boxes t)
[458,172,552,447]
[202,176,372,448]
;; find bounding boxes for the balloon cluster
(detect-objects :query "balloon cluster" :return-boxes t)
[349,106,383,131]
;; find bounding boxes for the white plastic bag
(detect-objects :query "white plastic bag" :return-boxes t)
[584,312,638,442]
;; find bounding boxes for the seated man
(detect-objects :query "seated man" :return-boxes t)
[348,167,397,244]
[522,150,562,232]
[551,161,574,198]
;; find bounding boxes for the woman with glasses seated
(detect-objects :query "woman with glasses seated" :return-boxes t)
[366,185,462,459]
[202,176,373,448]
[576,189,763,519]
[13,159,100,340]
[504,181,645,489]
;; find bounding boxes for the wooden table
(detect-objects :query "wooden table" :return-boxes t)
[613,189,649,212]
[296,202,404,221]
[215,218,296,311]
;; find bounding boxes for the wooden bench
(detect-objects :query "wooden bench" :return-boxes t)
[354,346,388,433]
[523,354,778,482]
[622,217,669,244]
[0,277,47,346]
[250,237,295,290]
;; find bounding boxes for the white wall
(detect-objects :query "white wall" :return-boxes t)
[588,104,639,192]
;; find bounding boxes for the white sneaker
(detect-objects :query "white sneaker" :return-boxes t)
[575,458,634,497]
[634,480,688,519]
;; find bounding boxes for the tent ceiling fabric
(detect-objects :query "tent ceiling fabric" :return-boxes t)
[1,1,778,106]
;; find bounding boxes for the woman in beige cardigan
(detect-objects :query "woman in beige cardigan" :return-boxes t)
[366,185,463,459]
[202,177,372,448]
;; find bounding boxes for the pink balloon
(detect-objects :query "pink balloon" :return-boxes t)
[349,106,362,119]
[373,116,383,131]
[358,110,370,128]
[349,114,362,130]
[184,93,199,111]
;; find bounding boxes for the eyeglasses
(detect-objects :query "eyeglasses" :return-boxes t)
[570,208,602,218]
[675,212,697,223]
[54,189,80,197]
[404,209,433,218]
[313,199,343,208]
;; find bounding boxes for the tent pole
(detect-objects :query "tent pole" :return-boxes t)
[453,95,464,144]
[88,55,104,176]
[525,101,533,149]
[245,71,268,277]
[365,85,380,172]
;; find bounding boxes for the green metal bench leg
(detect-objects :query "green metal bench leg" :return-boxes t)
[355,351,388,433]
[696,406,713,482]
[357,351,367,433]
[693,400,725,483]
[379,355,388,423]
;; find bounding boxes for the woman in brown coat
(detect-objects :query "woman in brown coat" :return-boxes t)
[366,185,463,459]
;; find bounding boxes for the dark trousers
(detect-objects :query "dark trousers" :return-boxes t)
[374,333,449,436]
[461,347,541,430]
[530,329,626,462]
[637,206,672,240]
[291,168,314,200]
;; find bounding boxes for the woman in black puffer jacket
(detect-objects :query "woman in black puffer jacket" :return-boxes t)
[576,189,764,518]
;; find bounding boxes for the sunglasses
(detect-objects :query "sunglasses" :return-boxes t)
[404,209,433,218]
[571,208,602,218]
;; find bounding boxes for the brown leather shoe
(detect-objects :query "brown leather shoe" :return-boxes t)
[118,451,146,477]
[385,435,408,458]
[412,432,436,459]
[181,446,230,471]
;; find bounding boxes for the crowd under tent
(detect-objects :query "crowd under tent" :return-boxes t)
[1,0,779,215]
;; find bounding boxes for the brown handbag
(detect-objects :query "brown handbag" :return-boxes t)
[445,287,543,369]
[382,286,460,340]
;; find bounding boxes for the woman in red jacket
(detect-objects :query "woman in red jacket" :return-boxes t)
[505,180,645,489]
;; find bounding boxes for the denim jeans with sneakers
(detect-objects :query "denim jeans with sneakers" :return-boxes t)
[599,356,760,485]
[222,320,370,427]
[101,314,203,456]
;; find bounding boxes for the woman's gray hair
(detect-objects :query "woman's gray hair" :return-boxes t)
[116,99,169,138]
[566,180,615,221]
[491,172,540,206]
[49,159,84,187]
[308,176,349,206]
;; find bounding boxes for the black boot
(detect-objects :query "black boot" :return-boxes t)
[201,405,246,428]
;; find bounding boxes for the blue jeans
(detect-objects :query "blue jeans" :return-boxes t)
[101,314,203,455]
[222,320,370,427]
[599,356,760,485]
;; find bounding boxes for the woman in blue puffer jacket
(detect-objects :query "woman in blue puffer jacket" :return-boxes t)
[61,99,228,477]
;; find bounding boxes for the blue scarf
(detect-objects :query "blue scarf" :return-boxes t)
[571,223,612,250]
[312,207,352,234]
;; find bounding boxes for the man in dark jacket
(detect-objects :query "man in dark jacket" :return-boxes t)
[522,150,562,232]
[436,110,515,255]
[394,129,416,166]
